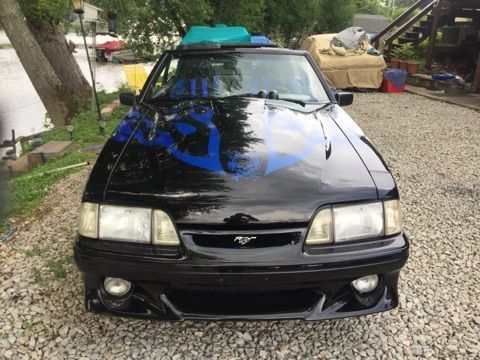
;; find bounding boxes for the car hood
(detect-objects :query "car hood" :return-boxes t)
[91,98,377,226]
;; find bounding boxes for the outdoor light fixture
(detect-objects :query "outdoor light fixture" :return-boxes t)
[65,118,74,140]
[107,11,118,35]
[72,0,84,14]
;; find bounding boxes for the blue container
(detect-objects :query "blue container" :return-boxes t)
[180,25,251,45]
[384,69,408,89]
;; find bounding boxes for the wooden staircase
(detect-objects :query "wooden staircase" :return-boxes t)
[372,0,443,60]
[372,0,480,86]
[397,14,436,46]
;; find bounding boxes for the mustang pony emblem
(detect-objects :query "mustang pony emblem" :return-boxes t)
[234,236,257,245]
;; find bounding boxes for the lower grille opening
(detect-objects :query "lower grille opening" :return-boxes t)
[166,289,320,315]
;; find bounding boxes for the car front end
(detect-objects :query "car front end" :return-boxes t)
[75,200,407,320]
[74,43,408,321]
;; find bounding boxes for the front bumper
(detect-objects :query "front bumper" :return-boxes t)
[74,232,409,321]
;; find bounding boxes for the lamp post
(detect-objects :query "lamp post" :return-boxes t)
[71,0,104,136]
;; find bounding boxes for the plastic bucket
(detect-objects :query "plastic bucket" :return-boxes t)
[382,69,408,93]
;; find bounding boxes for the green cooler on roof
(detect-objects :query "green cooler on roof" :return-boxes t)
[180,25,251,45]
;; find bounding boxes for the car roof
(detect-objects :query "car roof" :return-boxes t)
[172,43,308,56]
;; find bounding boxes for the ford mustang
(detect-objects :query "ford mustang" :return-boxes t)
[74,40,408,320]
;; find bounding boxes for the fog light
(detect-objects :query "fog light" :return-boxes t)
[104,277,132,297]
[351,275,379,293]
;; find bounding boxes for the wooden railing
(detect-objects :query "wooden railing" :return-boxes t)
[372,0,436,49]
[384,1,439,54]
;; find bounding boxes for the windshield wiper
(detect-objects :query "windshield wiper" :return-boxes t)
[219,93,259,99]
[270,99,331,112]
[278,98,308,107]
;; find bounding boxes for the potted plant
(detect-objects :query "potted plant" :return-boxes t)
[391,44,418,73]
[389,59,400,69]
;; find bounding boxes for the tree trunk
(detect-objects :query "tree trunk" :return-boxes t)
[0,0,69,127]
[26,19,91,107]
[164,1,187,36]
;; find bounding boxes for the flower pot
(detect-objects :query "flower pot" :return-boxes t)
[389,59,400,69]
[407,61,420,74]
[399,60,408,70]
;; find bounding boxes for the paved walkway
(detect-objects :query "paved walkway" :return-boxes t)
[406,85,480,112]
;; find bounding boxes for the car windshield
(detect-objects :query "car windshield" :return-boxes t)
[144,52,330,104]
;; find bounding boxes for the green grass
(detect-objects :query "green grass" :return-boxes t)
[7,150,94,218]
[46,259,69,280]
[22,320,33,332]
[31,267,43,284]
[42,326,51,336]
[0,332,8,340]
[29,257,72,284]
[23,247,45,257]
[42,91,129,145]
[1,91,129,223]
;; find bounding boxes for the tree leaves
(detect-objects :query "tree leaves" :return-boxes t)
[19,0,71,25]
[87,0,358,57]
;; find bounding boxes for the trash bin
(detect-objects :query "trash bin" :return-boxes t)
[382,69,407,93]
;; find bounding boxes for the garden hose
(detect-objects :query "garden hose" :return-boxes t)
[0,219,14,245]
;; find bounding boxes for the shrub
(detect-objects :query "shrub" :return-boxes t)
[392,43,415,60]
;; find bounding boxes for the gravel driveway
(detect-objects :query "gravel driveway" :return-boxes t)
[1,92,479,359]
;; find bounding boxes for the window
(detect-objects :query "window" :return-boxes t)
[145,52,329,103]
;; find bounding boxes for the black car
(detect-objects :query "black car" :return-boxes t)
[74,41,408,320]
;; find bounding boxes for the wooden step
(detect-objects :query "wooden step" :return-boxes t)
[397,38,414,44]
[413,25,430,33]
[405,32,421,39]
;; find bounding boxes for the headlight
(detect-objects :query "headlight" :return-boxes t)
[384,199,402,235]
[333,202,383,242]
[152,210,180,245]
[78,203,181,245]
[99,205,151,243]
[306,200,402,245]
[79,202,99,238]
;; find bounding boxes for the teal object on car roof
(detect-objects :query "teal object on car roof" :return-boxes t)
[180,24,251,45]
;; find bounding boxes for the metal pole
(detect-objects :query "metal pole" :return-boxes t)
[79,13,103,124]
[11,129,16,159]
[91,21,97,114]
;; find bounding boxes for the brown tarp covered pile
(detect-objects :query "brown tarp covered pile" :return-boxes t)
[301,34,386,89]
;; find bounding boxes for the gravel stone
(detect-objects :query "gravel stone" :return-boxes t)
[0,92,479,359]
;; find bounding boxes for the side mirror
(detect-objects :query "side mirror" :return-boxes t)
[335,91,354,106]
[119,92,135,106]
